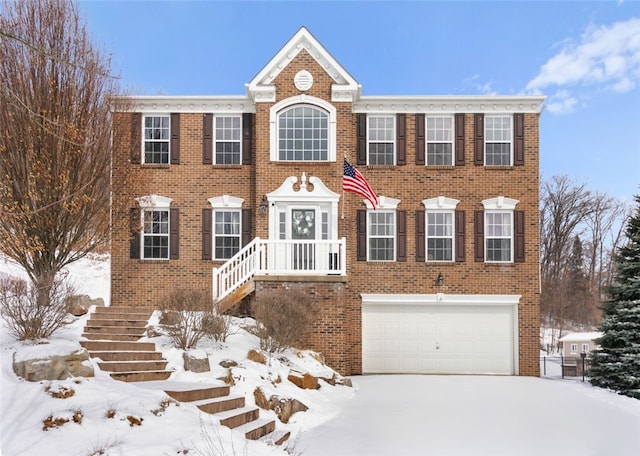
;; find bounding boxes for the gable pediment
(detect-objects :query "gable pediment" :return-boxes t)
[246,27,360,103]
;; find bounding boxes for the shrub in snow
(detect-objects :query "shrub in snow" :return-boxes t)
[248,289,319,354]
[160,289,213,350]
[201,312,235,342]
[0,276,74,340]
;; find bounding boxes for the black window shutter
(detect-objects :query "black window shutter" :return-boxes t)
[396,114,406,165]
[474,114,484,166]
[357,210,367,261]
[514,210,525,262]
[131,113,142,164]
[397,210,407,262]
[474,210,484,262]
[242,113,253,165]
[129,207,140,259]
[415,114,425,165]
[170,113,180,164]
[455,113,466,166]
[202,208,212,260]
[415,210,425,262]
[514,113,525,166]
[203,113,213,165]
[242,208,252,246]
[455,210,466,262]
[357,114,367,165]
[169,208,179,259]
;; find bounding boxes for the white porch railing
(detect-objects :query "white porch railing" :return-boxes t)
[212,237,346,302]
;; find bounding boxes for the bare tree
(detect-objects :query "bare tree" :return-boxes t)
[540,175,595,330]
[583,194,630,300]
[0,0,120,309]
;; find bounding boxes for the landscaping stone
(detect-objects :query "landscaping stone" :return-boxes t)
[219,359,238,368]
[66,295,104,316]
[287,371,319,390]
[247,349,267,364]
[183,352,210,373]
[254,387,308,423]
[13,349,94,381]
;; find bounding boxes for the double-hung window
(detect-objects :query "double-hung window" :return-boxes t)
[423,197,460,262]
[485,115,512,166]
[215,116,241,164]
[485,211,513,262]
[142,209,169,259]
[278,105,328,161]
[369,211,395,261]
[144,115,170,164]
[214,210,241,259]
[368,115,395,165]
[426,116,453,166]
[427,212,454,261]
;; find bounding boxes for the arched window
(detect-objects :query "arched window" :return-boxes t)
[270,96,336,161]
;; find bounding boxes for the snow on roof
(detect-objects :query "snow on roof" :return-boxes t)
[559,332,603,342]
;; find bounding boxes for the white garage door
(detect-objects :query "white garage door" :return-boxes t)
[362,297,517,375]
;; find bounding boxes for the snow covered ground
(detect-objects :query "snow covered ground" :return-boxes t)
[1,254,639,456]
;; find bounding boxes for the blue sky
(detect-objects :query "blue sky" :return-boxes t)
[78,0,640,201]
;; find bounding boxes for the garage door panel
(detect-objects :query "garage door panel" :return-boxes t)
[363,303,514,375]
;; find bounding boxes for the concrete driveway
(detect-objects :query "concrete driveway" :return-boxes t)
[297,375,640,456]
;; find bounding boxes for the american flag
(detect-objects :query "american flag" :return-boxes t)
[343,159,379,210]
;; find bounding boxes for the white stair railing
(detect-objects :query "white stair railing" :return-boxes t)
[212,238,346,303]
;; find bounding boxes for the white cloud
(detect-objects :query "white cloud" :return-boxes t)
[526,17,640,102]
[545,90,579,114]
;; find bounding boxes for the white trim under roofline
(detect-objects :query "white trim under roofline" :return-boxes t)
[111,95,254,113]
[353,95,546,114]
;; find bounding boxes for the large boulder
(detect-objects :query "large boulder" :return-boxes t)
[288,371,319,390]
[183,351,210,373]
[66,295,105,316]
[13,349,94,381]
[254,387,308,423]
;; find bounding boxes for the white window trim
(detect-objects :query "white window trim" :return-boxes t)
[484,114,513,166]
[367,114,396,166]
[582,344,590,352]
[142,114,171,165]
[214,114,242,165]
[269,95,336,162]
[136,194,173,260]
[482,197,518,263]
[423,197,460,262]
[365,196,400,262]
[570,344,578,353]
[208,196,245,260]
[426,115,454,166]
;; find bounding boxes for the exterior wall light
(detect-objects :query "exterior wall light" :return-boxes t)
[259,196,268,214]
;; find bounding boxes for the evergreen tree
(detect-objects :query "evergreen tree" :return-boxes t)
[588,195,640,399]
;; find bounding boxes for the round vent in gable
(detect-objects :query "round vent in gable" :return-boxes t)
[294,70,314,91]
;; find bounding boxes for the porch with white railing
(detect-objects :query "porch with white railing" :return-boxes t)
[212,237,346,304]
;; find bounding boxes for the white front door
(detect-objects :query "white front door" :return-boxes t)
[265,173,341,273]
[290,208,317,270]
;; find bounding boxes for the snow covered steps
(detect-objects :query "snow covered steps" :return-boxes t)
[80,306,172,382]
[161,383,277,441]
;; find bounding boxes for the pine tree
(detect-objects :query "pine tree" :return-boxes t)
[588,195,640,399]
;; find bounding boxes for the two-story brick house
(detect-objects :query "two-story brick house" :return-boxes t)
[111,27,544,377]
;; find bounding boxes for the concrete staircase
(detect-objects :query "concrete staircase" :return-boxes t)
[80,306,283,443]
[80,306,172,382]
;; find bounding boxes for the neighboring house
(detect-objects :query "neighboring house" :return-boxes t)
[559,332,602,358]
[110,27,545,377]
